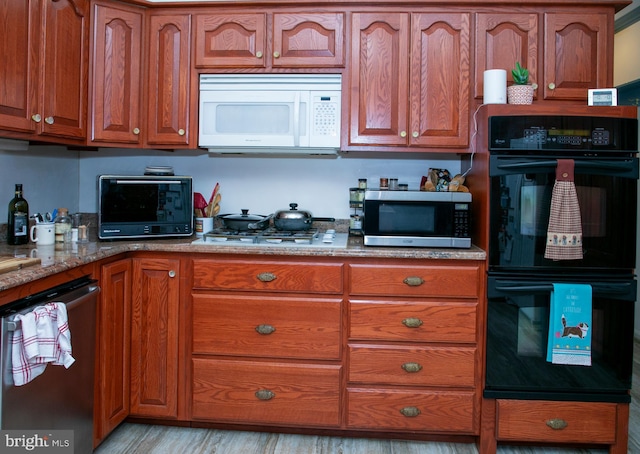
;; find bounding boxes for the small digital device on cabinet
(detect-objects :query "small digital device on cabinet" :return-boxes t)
[588,88,617,106]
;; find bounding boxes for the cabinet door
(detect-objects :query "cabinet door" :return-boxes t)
[475,13,538,100]
[130,258,180,418]
[96,259,131,443]
[194,13,266,68]
[544,13,609,101]
[40,0,88,140]
[410,13,470,147]
[272,13,345,67]
[0,0,40,134]
[146,14,191,147]
[349,13,410,147]
[90,2,143,144]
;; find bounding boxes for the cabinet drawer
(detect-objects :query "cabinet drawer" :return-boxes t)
[193,259,343,293]
[348,344,475,388]
[193,294,341,360]
[496,399,617,444]
[349,264,480,298]
[347,388,476,433]
[349,301,476,343]
[192,358,341,427]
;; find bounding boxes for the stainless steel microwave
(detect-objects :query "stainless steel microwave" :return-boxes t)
[363,190,471,248]
[98,175,193,239]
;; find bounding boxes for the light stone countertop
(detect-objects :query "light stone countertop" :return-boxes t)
[0,235,486,293]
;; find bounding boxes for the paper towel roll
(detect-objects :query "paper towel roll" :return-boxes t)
[484,69,507,104]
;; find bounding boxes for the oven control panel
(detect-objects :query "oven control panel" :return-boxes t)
[489,115,637,152]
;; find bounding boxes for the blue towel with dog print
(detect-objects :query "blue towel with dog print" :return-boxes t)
[546,283,592,366]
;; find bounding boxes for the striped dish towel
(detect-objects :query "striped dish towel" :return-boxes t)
[11,302,75,386]
[544,159,583,260]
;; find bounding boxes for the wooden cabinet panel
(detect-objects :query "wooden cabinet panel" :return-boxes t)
[347,388,476,433]
[349,300,477,343]
[475,13,538,99]
[410,13,470,147]
[130,257,180,418]
[192,358,341,427]
[348,344,476,387]
[349,12,410,146]
[192,294,341,360]
[194,13,266,68]
[272,13,345,67]
[96,259,131,442]
[146,14,191,147]
[349,263,481,298]
[90,2,143,145]
[193,259,343,293]
[544,13,609,101]
[496,399,617,443]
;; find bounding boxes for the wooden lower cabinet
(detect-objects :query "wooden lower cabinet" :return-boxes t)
[192,358,341,426]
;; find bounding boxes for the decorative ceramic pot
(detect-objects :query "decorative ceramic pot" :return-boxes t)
[507,84,535,104]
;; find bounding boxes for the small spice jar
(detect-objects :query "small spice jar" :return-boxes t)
[358,178,367,189]
[379,178,389,190]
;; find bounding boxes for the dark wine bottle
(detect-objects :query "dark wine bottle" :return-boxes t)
[7,183,29,245]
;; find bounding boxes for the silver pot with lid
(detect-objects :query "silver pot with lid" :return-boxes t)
[273,203,335,231]
[217,209,271,231]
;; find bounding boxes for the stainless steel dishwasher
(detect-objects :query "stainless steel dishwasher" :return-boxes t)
[0,276,99,454]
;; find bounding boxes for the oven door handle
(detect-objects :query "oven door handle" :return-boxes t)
[495,282,634,296]
[495,159,638,177]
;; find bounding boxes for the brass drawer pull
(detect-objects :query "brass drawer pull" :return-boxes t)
[402,317,423,328]
[257,272,277,282]
[255,389,275,400]
[403,276,424,286]
[399,406,421,417]
[546,418,568,430]
[255,324,276,335]
[401,362,423,373]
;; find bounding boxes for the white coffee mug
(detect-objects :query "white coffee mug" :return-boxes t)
[30,222,55,245]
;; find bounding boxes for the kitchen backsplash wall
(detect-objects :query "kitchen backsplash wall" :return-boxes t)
[76,148,462,219]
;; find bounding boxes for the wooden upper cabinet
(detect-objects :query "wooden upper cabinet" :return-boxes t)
[90,2,143,145]
[349,13,410,147]
[475,13,538,99]
[195,13,266,68]
[146,14,191,147]
[410,13,470,147]
[349,12,469,150]
[543,13,610,101]
[272,13,345,67]
[0,0,87,141]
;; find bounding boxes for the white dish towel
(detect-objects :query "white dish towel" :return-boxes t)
[11,302,75,386]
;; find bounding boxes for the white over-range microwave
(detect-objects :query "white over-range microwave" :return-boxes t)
[198,74,342,154]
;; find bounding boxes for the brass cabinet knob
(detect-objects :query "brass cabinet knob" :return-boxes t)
[255,324,276,335]
[168,270,176,278]
[255,389,275,400]
[256,51,263,58]
[399,406,421,417]
[45,116,54,125]
[401,362,423,373]
[31,114,42,123]
[403,276,424,286]
[402,317,423,328]
[273,51,280,58]
[412,131,419,138]
[400,131,407,138]
[548,82,556,90]
[133,127,140,135]
[178,128,185,136]
[257,272,277,282]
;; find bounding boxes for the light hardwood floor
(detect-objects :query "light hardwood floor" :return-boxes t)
[94,341,640,454]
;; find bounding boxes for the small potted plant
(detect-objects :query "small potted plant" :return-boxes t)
[507,62,535,104]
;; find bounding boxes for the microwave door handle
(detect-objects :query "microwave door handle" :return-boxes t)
[293,92,300,147]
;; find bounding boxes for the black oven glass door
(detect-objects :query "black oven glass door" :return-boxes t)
[489,155,638,273]
[485,274,635,402]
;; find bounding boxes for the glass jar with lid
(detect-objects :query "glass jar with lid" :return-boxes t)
[54,208,73,243]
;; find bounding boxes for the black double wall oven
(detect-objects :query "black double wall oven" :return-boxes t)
[484,113,638,403]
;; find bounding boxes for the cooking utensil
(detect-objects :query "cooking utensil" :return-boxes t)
[206,183,220,217]
[273,203,335,231]
[218,210,271,231]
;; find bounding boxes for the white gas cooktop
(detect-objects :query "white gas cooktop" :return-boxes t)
[191,231,349,249]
